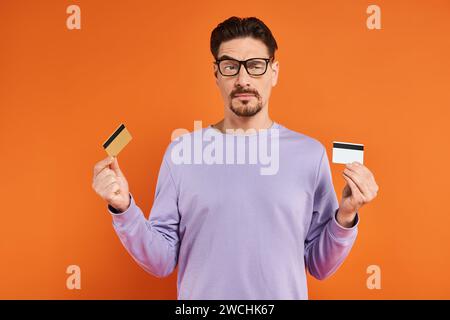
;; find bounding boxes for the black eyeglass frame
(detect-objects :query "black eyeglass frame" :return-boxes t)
[214,57,273,76]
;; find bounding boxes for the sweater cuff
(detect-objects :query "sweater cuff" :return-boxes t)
[108,193,140,227]
[328,208,359,241]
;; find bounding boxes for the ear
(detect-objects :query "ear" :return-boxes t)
[270,60,279,87]
[213,63,219,84]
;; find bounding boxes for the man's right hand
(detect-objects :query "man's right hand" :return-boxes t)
[92,156,130,213]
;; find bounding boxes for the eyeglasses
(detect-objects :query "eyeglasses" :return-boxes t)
[215,57,273,76]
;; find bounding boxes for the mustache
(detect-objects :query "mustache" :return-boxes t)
[231,88,260,98]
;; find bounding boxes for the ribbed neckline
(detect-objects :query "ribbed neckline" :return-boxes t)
[207,121,281,136]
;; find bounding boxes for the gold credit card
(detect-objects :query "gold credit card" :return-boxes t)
[102,123,132,156]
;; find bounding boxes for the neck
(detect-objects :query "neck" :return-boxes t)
[212,109,273,133]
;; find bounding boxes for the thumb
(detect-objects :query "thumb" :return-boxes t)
[343,174,361,198]
[110,156,124,177]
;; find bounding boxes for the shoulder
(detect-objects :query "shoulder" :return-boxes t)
[277,122,326,157]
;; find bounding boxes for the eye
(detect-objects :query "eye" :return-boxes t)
[247,62,265,70]
[224,65,237,71]
[220,60,239,71]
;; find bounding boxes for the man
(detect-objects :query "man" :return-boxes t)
[92,16,379,299]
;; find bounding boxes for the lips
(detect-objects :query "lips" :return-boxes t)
[234,93,255,98]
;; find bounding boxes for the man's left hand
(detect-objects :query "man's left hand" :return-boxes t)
[337,161,379,227]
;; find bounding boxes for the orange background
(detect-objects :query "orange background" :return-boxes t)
[1,0,449,299]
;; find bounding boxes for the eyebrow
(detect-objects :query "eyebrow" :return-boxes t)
[217,55,271,61]
[217,54,237,61]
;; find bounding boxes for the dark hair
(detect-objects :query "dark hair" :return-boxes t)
[210,17,278,61]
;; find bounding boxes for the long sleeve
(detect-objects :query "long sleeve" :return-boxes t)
[304,145,359,280]
[108,154,180,278]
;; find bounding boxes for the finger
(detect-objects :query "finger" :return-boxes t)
[346,163,379,197]
[342,174,364,200]
[93,156,115,177]
[92,170,115,189]
[94,168,115,183]
[103,182,121,201]
[97,174,117,191]
[94,156,114,176]
[344,169,379,202]
[343,169,368,196]
[345,162,364,173]
[346,162,373,179]
[104,180,120,194]
[110,157,124,178]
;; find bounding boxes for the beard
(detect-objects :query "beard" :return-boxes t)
[229,92,263,117]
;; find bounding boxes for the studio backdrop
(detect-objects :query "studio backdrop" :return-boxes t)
[1,0,449,299]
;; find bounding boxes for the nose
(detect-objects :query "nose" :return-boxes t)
[235,64,252,87]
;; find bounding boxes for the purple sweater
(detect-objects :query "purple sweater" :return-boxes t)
[109,122,358,299]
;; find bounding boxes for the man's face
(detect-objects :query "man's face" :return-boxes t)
[214,37,279,117]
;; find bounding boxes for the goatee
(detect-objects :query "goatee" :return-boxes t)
[229,101,263,117]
